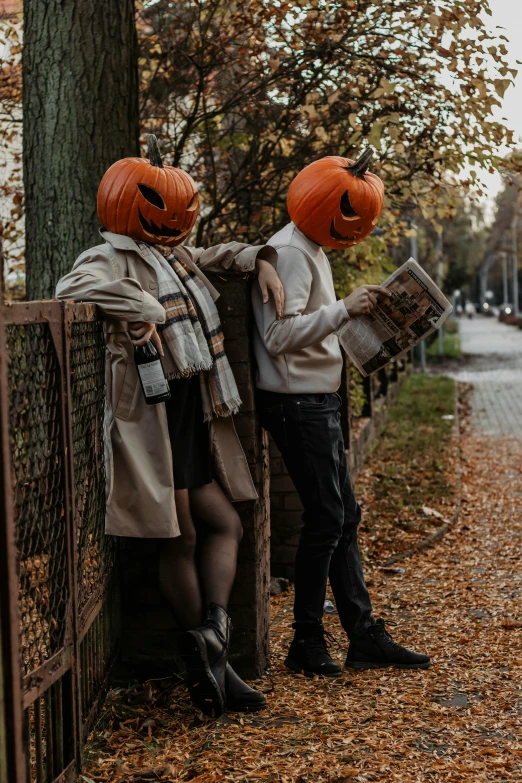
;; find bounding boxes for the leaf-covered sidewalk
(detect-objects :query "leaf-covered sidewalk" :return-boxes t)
[84,403,522,782]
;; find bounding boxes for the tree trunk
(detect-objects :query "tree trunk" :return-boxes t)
[23,0,139,300]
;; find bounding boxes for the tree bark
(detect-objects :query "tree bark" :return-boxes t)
[23,0,139,300]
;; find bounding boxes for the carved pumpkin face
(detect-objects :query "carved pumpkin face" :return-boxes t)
[287,148,384,250]
[97,135,199,246]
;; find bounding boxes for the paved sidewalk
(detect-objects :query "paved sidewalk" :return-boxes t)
[450,317,522,438]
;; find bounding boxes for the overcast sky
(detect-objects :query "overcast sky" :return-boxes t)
[479,0,522,218]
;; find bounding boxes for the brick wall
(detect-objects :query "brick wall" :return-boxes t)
[119,273,270,678]
[216,274,271,677]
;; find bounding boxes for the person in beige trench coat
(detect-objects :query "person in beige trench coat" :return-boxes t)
[56,228,278,538]
[56,138,284,718]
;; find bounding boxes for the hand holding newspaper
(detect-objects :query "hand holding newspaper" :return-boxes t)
[338,258,452,376]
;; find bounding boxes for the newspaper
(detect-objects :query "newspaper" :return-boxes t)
[338,258,453,377]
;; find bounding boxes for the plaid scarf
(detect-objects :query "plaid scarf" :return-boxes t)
[144,245,241,421]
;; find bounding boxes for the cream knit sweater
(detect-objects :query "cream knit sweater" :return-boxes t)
[252,223,350,394]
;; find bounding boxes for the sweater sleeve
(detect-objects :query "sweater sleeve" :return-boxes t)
[259,246,349,356]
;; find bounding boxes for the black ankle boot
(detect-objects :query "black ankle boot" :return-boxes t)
[345,618,431,670]
[225,663,266,712]
[285,622,342,678]
[178,603,230,717]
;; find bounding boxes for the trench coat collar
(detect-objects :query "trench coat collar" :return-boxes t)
[99,229,176,269]
[99,228,141,252]
[99,228,221,302]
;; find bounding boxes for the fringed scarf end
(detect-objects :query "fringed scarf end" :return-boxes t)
[203,396,242,423]
[166,360,213,381]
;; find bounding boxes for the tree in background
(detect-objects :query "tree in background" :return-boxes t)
[387,195,487,297]
[480,168,522,303]
[438,203,487,296]
[0,0,518,297]
[22,0,140,299]
[137,0,517,296]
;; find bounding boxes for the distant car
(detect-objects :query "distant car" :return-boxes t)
[499,303,517,323]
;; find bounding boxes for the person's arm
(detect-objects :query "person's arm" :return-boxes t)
[260,247,349,356]
[185,240,276,275]
[55,247,166,325]
[260,248,390,356]
[184,241,284,318]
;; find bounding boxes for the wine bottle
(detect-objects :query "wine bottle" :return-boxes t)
[134,340,171,405]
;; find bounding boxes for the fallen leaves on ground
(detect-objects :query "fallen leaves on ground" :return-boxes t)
[83,388,522,782]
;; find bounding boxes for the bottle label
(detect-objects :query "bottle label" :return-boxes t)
[137,360,169,397]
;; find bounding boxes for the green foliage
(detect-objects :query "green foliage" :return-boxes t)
[441,318,459,335]
[386,374,455,444]
[426,331,462,359]
[349,365,367,419]
[389,193,488,297]
[357,373,456,536]
[330,235,396,299]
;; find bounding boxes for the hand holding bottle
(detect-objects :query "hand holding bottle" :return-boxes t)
[130,321,164,356]
[130,322,171,405]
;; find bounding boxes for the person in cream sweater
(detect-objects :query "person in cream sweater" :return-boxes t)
[252,217,430,677]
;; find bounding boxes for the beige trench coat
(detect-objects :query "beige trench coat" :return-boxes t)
[56,230,276,538]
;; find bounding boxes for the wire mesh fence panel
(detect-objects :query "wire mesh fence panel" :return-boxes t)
[79,603,116,737]
[5,305,77,783]
[22,673,75,783]
[3,302,118,782]
[67,315,115,617]
[65,306,118,735]
[6,320,69,677]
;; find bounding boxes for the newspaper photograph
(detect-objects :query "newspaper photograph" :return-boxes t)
[338,258,453,377]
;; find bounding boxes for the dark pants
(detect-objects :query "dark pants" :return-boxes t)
[259,391,374,638]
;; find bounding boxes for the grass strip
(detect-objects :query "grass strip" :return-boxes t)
[357,373,456,562]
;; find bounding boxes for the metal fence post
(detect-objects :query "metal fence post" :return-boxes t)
[436,231,444,355]
[409,222,426,371]
[0,268,26,782]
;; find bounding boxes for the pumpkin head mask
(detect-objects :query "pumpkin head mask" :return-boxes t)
[287,148,384,250]
[97,134,199,246]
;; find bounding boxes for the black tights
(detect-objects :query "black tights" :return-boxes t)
[158,480,243,630]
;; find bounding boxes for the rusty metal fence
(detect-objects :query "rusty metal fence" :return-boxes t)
[1,300,117,783]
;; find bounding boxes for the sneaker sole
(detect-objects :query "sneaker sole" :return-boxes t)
[178,631,225,717]
[345,660,431,671]
[226,699,267,713]
[285,656,343,678]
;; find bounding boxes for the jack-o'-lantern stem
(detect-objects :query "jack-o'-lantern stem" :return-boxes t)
[147,134,164,168]
[346,146,374,179]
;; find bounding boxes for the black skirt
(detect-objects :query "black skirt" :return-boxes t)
[165,375,212,490]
